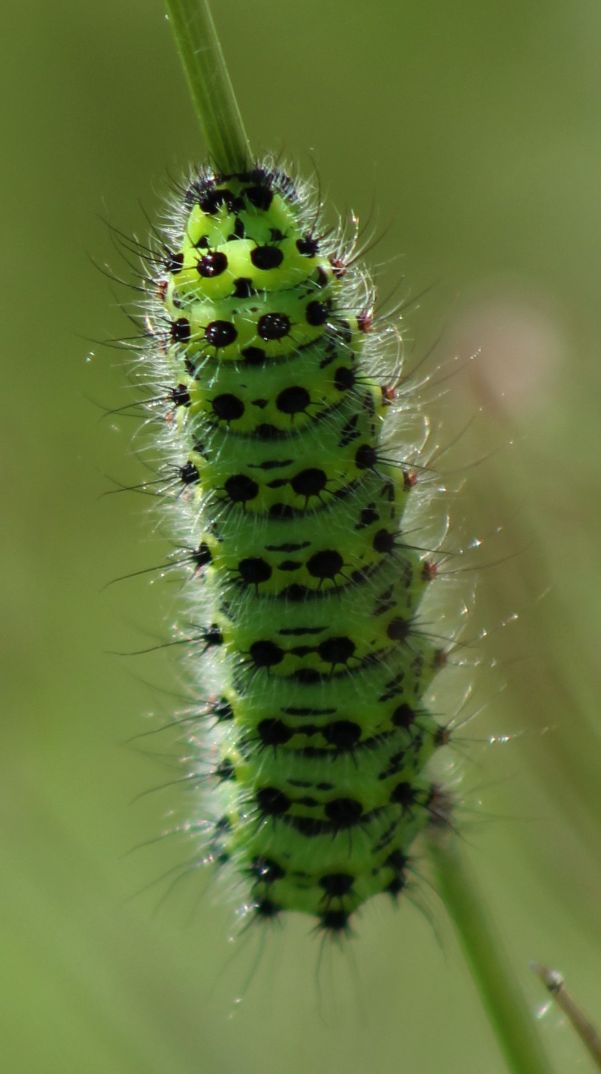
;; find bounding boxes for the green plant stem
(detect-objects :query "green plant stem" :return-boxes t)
[427,831,554,1074]
[164,0,251,173]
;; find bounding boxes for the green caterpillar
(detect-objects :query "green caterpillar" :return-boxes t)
[146,162,447,933]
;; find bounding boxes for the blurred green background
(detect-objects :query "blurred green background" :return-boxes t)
[2,1,600,1071]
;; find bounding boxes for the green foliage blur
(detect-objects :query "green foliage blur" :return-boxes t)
[2,1,600,1071]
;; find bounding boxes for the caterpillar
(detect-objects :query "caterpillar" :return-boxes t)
[131,160,451,936]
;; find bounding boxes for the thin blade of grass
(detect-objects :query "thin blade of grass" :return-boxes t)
[164,0,251,173]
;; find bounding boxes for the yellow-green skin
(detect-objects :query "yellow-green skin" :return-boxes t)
[159,167,442,931]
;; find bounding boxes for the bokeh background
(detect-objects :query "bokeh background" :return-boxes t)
[2,1,600,1071]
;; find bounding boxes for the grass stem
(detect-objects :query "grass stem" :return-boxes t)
[164,0,251,173]
[427,829,555,1074]
[532,962,601,1070]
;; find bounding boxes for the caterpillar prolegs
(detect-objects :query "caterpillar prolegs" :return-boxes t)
[145,162,449,933]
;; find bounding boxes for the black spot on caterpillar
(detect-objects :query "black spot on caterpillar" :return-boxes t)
[129,161,456,936]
